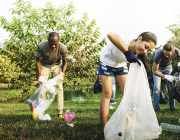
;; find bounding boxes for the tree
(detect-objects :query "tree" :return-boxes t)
[0,0,107,92]
[0,54,21,90]
[166,15,180,68]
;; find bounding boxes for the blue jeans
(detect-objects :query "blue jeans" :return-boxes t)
[153,65,175,110]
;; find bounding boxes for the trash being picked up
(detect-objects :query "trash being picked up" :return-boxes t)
[27,99,39,112]
[39,113,51,121]
[64,109,75,123]
[27,75,63,120]
[104,62,162,140]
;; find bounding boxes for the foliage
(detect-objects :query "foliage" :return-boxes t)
[0,0,107,92]
[146,46,163,78]
[0,54,21,89]
[166,15,180,68]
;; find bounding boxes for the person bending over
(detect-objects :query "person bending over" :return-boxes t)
[152,41,180,111]
[97,32,157,128]
[36,32,68,118]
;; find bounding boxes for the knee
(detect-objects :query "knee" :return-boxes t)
[102,90,111,99]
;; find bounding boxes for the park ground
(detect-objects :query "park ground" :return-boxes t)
[0,84,180,139]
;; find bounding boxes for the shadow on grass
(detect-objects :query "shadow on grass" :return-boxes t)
[0,114,104,140]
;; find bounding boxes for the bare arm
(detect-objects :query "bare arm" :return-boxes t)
[62,58,67,73]
[107,32,128,53]
[153,62,165,78]
[36,57,42,78]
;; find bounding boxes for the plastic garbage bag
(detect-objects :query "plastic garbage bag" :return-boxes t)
[104,62,162,140]
[27,75,63,118]
[168,64,180,103]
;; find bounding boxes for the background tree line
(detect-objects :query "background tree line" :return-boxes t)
[0,0,107,92]
[0,0,180,93]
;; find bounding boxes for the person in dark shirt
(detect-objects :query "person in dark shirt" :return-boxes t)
[36,32,68,118]
[152,41,180,111]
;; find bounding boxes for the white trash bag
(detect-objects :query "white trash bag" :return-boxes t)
[104,62,162,140]
[27,75,63,120]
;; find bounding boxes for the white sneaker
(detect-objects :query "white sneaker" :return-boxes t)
[110,102,117,105]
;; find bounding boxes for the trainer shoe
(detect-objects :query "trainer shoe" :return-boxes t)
[110,100,117,104]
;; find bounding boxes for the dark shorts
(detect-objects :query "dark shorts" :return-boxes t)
[96,61,128,77]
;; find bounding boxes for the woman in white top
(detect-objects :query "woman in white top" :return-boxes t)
[97,32,157,128]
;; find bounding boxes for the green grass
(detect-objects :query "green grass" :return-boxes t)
[1,86,180,139]
[0,89,23,98]
[0,87,37,99]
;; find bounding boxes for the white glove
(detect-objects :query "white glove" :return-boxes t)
[178,62,180,67]
[56,74,63,84]
[38,76,46,83]
[164,75,175,82]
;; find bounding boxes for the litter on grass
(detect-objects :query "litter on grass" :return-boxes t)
[64,109,75,122]
[60,122,76,127]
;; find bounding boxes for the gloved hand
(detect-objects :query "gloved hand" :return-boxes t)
[38,76,46,84]
[57,71,64,83]
[124,50,141,66]
[164,75,175,82]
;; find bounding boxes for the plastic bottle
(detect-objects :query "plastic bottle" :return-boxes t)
[160,123,180,133]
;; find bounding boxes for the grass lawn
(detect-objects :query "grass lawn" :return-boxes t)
[0,86,180,139]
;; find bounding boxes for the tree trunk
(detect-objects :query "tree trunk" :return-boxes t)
[8,81,10,90]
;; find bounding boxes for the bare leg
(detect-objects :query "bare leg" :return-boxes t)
[100,75,113,128]
[115,75,128,95]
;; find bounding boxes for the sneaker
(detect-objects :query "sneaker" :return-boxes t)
[110,101,117,105]
[58,114,64,118]
[110,100,117,104]
[170,108,175,111]
[110,100,114,103]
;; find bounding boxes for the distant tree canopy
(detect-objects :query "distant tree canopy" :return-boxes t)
[0,0,107,92]
[166,15,180,69]
[146,15,180,79]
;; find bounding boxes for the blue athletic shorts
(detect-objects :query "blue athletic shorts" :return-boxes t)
[96,61,128,77]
